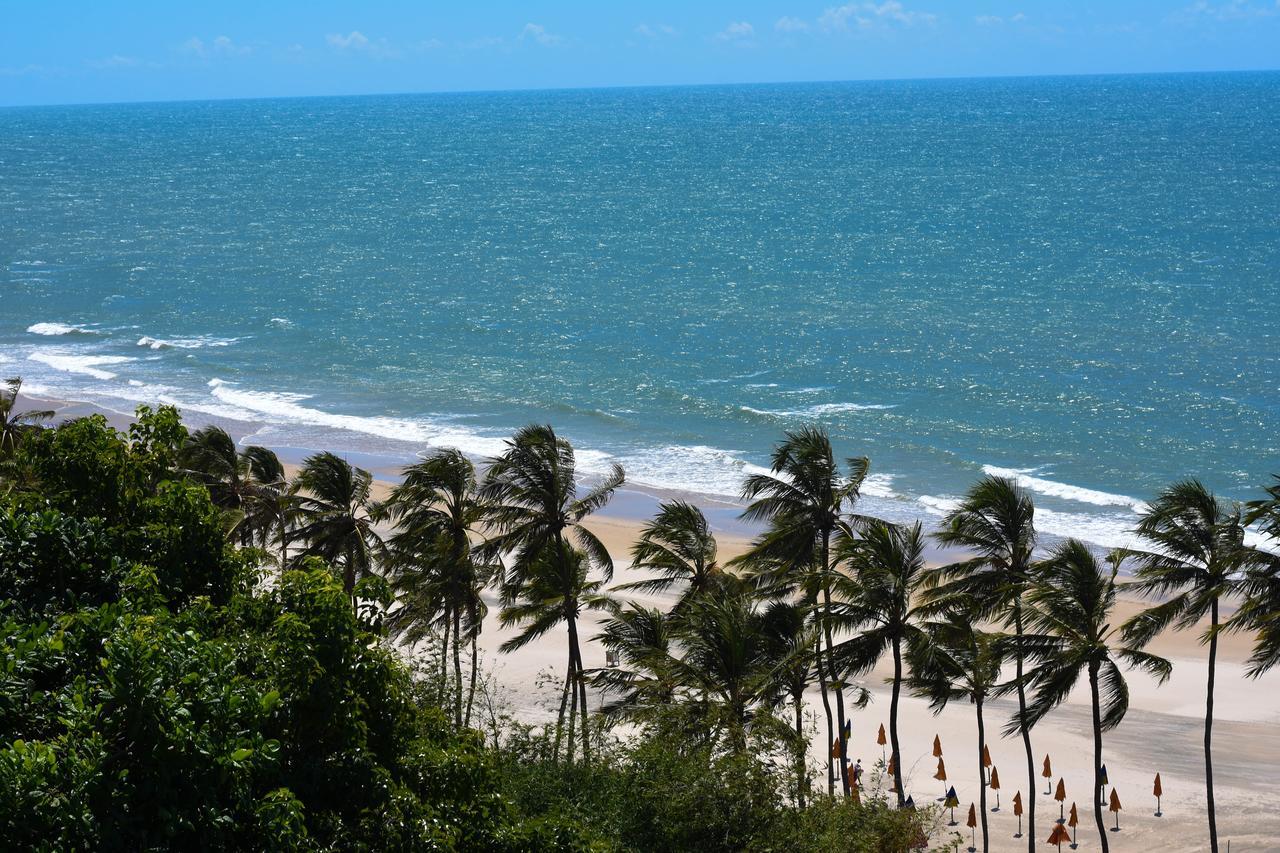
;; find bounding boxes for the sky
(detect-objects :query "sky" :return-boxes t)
[2,1,1279,107]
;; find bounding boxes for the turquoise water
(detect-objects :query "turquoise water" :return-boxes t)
[3,73,1278,547]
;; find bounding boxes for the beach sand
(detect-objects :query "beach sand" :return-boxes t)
[19,392,1280,852]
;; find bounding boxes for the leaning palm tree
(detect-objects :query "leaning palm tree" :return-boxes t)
[908,614,1002,853]
[481,424,624,764]
[0,377,54,456]
[291,451,383,601]
[831,519,931,805]
[1024,540,1171,853]
[499,541,617,764]
[590,604,680,723]
[736,426,869,796]
[239,445,295,566]
[181,426,290,549]
[615,500,724,608]
[1228,477,1280,678]
[758,599,818,808]
[1117,480,1254,853]
[379,449,495,728]
[925,475,1039,851]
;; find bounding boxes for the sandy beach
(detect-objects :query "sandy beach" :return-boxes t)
[18,391,1280,852]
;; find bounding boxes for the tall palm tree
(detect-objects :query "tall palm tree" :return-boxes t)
[758,599,817,808]
[737,426,868,796]
[908,615,1002,853]
[481,424,624,764]
[1117,480,1253,853]
[591,604,680,723]
[925,475,1039,850]
[831,519,931,805]
[291,451,383,601]
[1229,476,1280,678]
[498,541,617,763]
[379,449,494,728]
[239,445,295,566]
[615,500,724,608]
[0,377,54,456]
[181,427,290,552]
[1024,540,1171,853]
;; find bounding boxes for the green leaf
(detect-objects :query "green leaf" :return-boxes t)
[230,748,253,762]
[260,690,280,713]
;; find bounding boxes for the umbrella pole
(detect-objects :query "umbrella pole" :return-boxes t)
[969,826,975,853]
[993,790,1000,812]
[1111,810,1120,833]
[1155,794,1162,818]
[1015,814,1022,838]
[949,805,956,827]
[1070,825,1078,850]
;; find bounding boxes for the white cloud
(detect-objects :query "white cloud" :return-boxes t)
[634,23,678,38]
[1011,12,1027,22]
[460,35,504,50]
[1176,0,1279,20]
[519,23,564,46]
[327,31,370,50]
[87,55,142,69]
[182,35,250,59]
[977,12,1028,25]
[715,21,756,41]
[775,16,811,32]
[819,1,937,31]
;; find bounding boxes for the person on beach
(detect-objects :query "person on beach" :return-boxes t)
[853,760,864,787]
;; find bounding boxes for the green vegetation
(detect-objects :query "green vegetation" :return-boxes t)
[1,391,1277,852]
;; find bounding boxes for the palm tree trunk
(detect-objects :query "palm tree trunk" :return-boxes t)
[439,609,452,707]
[821,534,850,797]
[466,631,479,729]
[889,636,905,806]
[553,651,572,764]
[793,691,807,809]
[452,607,464,728]
[813,627,835,796]
[565,649,579,766]
[1014,602,1035,853]
[568,613,591,766]
[1089,662,1109,853]
[1206,599,1219,853]
[976,696,990,853]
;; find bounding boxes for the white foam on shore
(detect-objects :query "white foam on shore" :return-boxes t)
[28,352,135,381]
[981,465,1147,512]
[741,402,896,418]
[861,472,897,499]
[611,444,773,498]
[917,494,962,516]
[137,335,237,350]
[28,322,95,336]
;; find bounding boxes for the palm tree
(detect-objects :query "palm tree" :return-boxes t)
[1024,540,1171,853]
[498,541,617,763]
[181,427,290,552]
[0,377,54,456]
[758,599,818,808]
[831,519,931,805]
[1228,476,1280,678]
[591,604,680,723]
[1117,480,1254,853]
[925,475,1039,851]
[291,451,383,601]
[737,426,869,796]
[480,424,624,764]
[379,449,494,728]
[239,445,295,566]
[615,500,724,608]
[908,614,1002,853]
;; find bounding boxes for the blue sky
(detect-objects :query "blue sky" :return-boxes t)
[2,1,1278,106]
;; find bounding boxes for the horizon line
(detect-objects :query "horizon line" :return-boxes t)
[3,65,1278,111]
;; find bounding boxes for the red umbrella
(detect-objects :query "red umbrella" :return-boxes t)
[1013,791,1024,839]
[1054,777,1067,823]
[1042,754,1054,795]
[1153,772,1164,817]
[989,766,1002,812]
[1108,788,1123,832]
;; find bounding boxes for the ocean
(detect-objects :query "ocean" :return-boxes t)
[2,72,1278,549]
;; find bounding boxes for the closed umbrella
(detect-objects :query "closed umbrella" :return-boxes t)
[1013,791,1024,839]
[945,786,960,826]
[1099,763,1109,806]
[982,744,992,784]
[1108,788,1122,832]
[1042,754,1054,795]
[934,734,944,757]
[1047,823,1072,851]
[1153,772,1163,817]
[966,803,978,853]
[935,756,948,801]
[1068,802,1079,850]
[878,723,887,765]
[1054,778,1067,823]
[989,766,1002,812]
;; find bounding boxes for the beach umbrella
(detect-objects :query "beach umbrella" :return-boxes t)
[933,734,944,757]
[1013,791,1024,838]
[878,723,887,764]
[1099,762,1109,805]
[1048,823,1072,851]
[830,736,841,759]
[904,795,916,810]
[1108,788,1122,832]
[989,766,1002,811]
[1068,802,1079,850]
[945,786,960,826]
[966,803,978,853]
[1054,778,1067,823]
[1042,754,1054,795]
[982,744,992,784]
[935,756,949,800]
[1153,772,1163,817]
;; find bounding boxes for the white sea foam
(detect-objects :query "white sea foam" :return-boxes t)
[741,402,896,418]
[917,495,962,516]
[28,322,95,336]
[268,317,293,328]
[981,465,1147,512]
[611,444,773,498]
[27,352,134,381]
[861,472,897,499]
[137,335,237,350]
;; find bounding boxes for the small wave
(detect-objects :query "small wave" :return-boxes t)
[137,335,237,350]
[981,465,1146,512]
[610,444,773,498]
[28,322,96,336]
[268,317,293,328]
[861,472,896,499]
[917,495,962,516]
[28,352,135,381]
[742,402,896,418]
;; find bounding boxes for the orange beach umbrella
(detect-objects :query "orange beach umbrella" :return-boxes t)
[877,724,887,746]
[935,757,948,781]
[1054,777,1067,822]
[933,734,944,757]
[1109,788,1123,832]
[988,765,1002,811]
[1012,791,1024,839]
[982,744,992,768]
[1042,754,1053,794]
[1047,823,1072,850]
[1068,803,1079,828]
[1153,772,1164,817]
[966,803,978,852]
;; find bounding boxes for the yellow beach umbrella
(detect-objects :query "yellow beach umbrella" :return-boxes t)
[1013,790,1024,839]
[944,786,960,826]
[989,766,1002,812]
[1108,788,1123,832]
[1054,778,1067,823]
[1153,772,1164,817]
[1042,754,1054,795]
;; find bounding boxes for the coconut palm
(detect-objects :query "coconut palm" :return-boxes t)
[925,475,1039,851]
[1025,540,1171,853]
[291,451,383,601]
[758,599,818,808]
[239,445,295,566]
[831,519,931,806]
[736,426,869,796]
[498,541,617,763]
[908,615,1002,853]
[1228,477,1280,678]
[481,424,624,764]
[180,426,290,552]
[0,377,54,457]
[379,449,494,728]
[1117,480,1254,853]
[615,500,724,608]
[590,604,680,722]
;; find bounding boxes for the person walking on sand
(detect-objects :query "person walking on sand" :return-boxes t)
[853,759,864,788]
